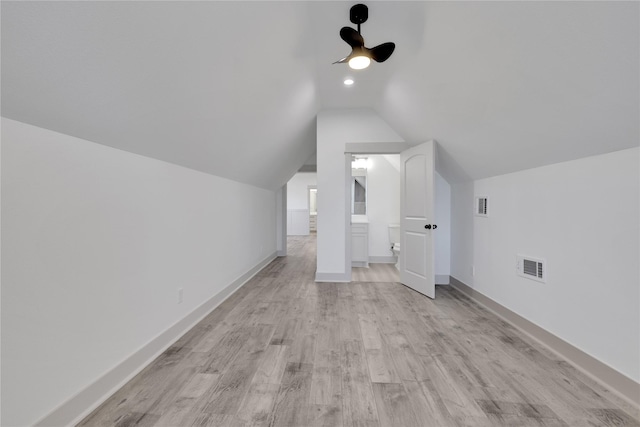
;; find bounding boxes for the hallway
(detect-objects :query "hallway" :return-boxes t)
[81,235,639,426]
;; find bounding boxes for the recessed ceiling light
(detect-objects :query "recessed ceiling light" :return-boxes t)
[344,78,354,86]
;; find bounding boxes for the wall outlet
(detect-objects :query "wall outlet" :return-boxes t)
[178,287,183,304]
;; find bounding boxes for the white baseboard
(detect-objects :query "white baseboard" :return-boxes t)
[351,261,368,268]
[35,252,278,427]
[368,256,396,264]
[315,271,351,282]
[450,276,640,409]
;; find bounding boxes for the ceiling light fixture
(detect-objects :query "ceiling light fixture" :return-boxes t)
[333,4,395,69]
[352,158,369,169]
[344,78,354,85]
[348,54,371,70]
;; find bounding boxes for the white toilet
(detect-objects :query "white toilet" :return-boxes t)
[388,224,400,270]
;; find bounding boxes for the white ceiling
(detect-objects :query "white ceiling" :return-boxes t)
[2,1,638,189]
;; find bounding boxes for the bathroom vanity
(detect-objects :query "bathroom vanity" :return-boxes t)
[351,216,369,267]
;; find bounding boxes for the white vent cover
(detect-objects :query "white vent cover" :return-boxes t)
[475,196,488,217]
[517,255,546,283]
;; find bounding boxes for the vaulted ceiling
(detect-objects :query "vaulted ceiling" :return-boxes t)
[2,1,638,189]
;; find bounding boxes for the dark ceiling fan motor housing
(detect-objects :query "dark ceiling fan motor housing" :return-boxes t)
[350,3,368,27]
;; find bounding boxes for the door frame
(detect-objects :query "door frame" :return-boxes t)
[343,142,410,279]
[307,185,317,215]
[307,185,317,232]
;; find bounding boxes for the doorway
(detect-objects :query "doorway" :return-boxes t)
[345,142,437,298]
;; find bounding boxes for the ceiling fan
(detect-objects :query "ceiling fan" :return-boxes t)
[333,3,395,70]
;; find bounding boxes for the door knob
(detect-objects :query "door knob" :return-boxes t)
[424,224,432,229]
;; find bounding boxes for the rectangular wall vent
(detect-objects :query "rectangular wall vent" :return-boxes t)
[475,196,488,217]
[517,255,546,283]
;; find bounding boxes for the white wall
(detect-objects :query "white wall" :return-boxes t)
[286,172,316,236]
[276,184,287,256]
[286,172,317,209]
[435,172,451,281]
[366,155,400,261]
[450,147,639,382]
[287,210,310,236]
[451,180,474,284]
[316,109,404,281]
[1,118,277,426]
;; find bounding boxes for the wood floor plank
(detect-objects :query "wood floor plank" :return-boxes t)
[191,412,248,427]
[79,235,640,427]
[338,311,362,343]
[365,347,401,384]
[371,382,421,427]
[387,344,431,382]
[268,362,314,427]
[423,354,487,419]
[201,324,274,416]
[352,263,399,283]
[287,332,317,371]
[311,338,342,407]
[200,327,257,375]
[341,340,380,427]
[251,344,289,385]
[308,403,344,427]
[179,373,221,399]
[235,383,280,426]
[269,318,301,346]
[114,412,161,427]
[153,401,201,427]
[403,380,456,427]
[315,319,340,356]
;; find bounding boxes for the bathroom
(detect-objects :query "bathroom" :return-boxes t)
[350,154,451,284]
[287,153,451,283]
[350,154,402,265]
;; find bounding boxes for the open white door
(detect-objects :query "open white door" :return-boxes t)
[399,141,436,298]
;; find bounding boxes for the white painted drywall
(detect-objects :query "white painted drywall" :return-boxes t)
[287,210,310,236]
[366,155,400,260]
[276,184,287,256]
[450,147,639,382]
[316,109,404,280]
[286,172,317,210]
[451,180,475,285]
[1,118,277,426]
[435,172,451,280]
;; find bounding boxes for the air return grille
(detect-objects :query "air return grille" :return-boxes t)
[523,259,542,277]
[517,255,546,283]
[475,196,488,217]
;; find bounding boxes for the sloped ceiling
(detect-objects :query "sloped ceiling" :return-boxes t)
[2,1,638,189]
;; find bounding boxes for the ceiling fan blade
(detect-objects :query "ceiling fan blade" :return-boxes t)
[340,26,364,48]
[368,42,395,63]
[332,55,350,64]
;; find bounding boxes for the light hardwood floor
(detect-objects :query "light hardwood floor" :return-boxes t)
[80,235,639,426]
[352,264,399,283]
